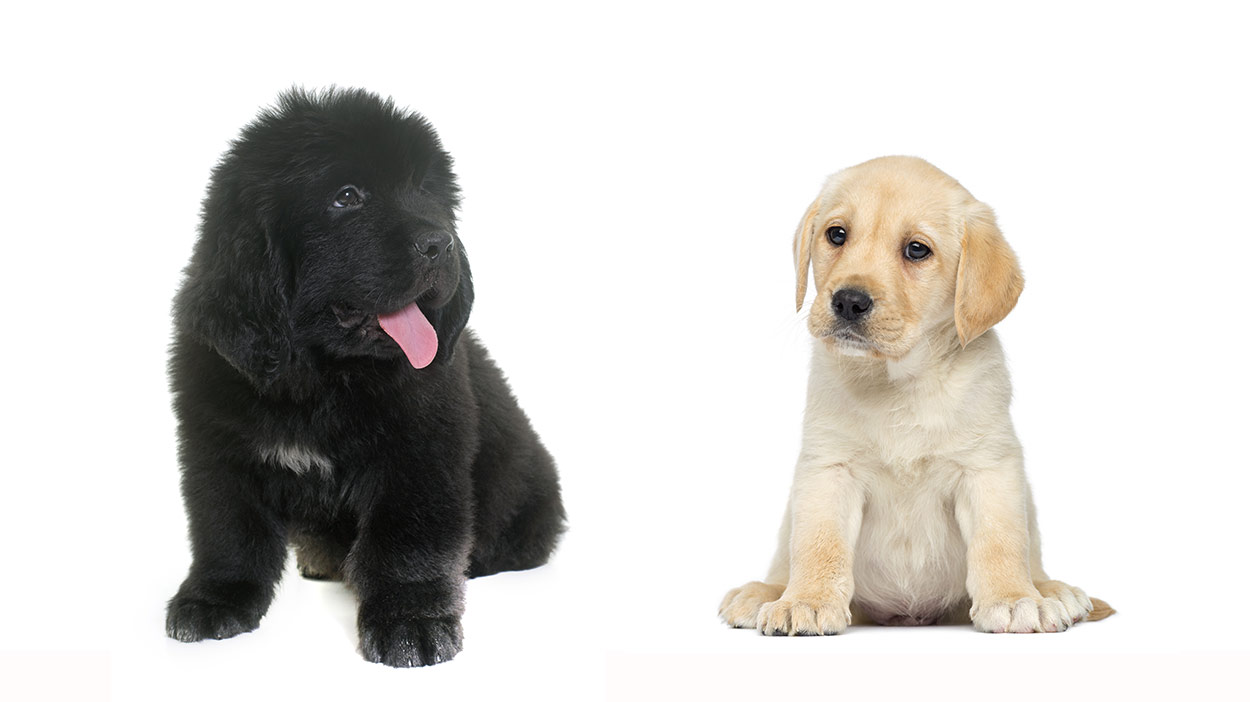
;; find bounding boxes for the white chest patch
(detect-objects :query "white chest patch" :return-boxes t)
[258,443,333,477]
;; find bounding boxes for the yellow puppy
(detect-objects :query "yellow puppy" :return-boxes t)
[720,156,1112,634]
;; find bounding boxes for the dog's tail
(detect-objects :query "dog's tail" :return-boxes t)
[1086,597,1116,622]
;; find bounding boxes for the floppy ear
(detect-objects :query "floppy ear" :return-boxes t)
[427,241,474,364]
[793,197,822,312]
[174,202,293,390]
[954,202,1024,347]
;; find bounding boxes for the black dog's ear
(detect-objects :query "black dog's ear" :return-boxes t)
[174,197,293,391]
[428,242,474,364]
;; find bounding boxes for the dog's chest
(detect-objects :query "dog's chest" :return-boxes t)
[847,381,967,475]
[245,397,351,479]
[835,371,974,617]
[257,441,334,477]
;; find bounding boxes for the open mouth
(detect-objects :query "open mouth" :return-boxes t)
[331,288,442,369]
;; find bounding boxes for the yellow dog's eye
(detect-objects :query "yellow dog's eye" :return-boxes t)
[905,241,932,261]
[332,186,363,208]
[826,226,847,246]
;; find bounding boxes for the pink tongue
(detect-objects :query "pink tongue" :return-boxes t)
[377,303,438,369]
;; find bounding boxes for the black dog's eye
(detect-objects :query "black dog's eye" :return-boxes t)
[826,226,847,246]
[332,186,363,209]
[905,241,932,261]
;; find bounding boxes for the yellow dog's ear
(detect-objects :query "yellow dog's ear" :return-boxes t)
[955,202,1024,346]
[793,198,822,312]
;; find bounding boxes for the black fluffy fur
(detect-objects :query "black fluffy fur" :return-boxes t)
[165,88,565,667]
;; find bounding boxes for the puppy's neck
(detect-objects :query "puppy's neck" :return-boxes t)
[886,323,965,382]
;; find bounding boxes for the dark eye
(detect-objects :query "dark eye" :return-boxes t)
[826,226,847,246]
[905,241,932,261]
[332,185,363,209]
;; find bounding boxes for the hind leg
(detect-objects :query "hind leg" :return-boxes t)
[292,531,351,581]
[461,336,566,579]
[720,501,791,628]
[468,484,565,578]
[1025,489,1111,624]
[720,582,786,629]
[1035,579,1104,622]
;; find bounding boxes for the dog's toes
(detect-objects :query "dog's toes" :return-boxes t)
[757,596,850,636]
[359,616,463,667]
[166,595,261,642]
[719,581,785,629]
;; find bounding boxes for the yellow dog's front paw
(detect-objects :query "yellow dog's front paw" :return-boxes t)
[719,581,785,629]
[757,596,850,636]
[972,595,1072,633]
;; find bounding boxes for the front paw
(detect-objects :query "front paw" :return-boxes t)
[166,595,261,642]
[720,581,785,629]
[757,596,850,636]
[359,615,463,667]
[972,594,1072,633]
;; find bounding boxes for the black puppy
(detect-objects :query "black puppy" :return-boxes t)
[165,88,564,667]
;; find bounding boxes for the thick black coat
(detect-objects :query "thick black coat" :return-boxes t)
[165,88,564,667]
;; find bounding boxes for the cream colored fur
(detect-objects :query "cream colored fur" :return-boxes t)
[720,156,1112,635]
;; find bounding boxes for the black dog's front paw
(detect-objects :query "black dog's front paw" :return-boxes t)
[165,578,272,642]
[359,615,463,667]
[166,595,261,642]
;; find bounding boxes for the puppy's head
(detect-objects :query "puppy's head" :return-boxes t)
[177,87,474,389]
[793,156,1023,358]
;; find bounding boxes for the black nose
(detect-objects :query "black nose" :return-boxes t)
[832,288,874,322]
[416,231,454,260]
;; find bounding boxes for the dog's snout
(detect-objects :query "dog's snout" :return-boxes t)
[416,231,455,260]
[832,288,874,322]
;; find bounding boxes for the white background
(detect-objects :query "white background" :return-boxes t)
[2,1,1247,700]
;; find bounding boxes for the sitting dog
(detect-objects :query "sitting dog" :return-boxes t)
[165,88,565,666]
[720,156,1112,634]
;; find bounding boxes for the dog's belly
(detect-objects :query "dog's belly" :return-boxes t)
[851,488,968,626]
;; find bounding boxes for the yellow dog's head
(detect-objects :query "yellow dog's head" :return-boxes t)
[794,156,1023,358]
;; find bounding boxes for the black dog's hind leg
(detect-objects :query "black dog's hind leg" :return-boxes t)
[292,520,355,581]
[460,337,567,577]
[166,464,287,642]
[468,472,565,578]
[461,338,566,579]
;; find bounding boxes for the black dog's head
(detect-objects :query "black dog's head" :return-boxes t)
[176,88,474,390]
